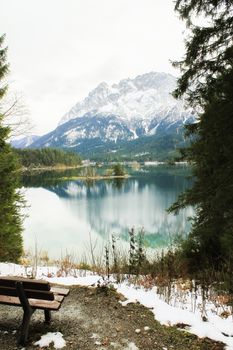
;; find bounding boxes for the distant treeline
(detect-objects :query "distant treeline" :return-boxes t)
[15,148,82,168]
[71,133,188,162]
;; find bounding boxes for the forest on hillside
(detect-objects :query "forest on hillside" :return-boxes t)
[15,148,82,168]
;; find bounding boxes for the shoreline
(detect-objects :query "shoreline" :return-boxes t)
[60,174,130,181]
[20,161,189,173]
[20,165,82,172]
[20,166,130,180]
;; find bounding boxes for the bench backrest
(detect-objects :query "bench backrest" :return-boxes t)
[0,277,54,301]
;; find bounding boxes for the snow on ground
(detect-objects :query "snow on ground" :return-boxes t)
[117,284,233,350]
[1,263,233,349]
[34,332,66,349]
[123,342,139,350]
[0,263,101,286]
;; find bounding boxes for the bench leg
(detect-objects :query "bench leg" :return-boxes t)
[18,309,33,346]
[44,309,51,323]
[15,281,34,346]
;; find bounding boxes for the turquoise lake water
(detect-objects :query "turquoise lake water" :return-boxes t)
[22,165,194,260]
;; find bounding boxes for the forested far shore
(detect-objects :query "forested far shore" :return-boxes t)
[15,148,82,168]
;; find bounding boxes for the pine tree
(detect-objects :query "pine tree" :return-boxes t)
[169,1,233,272]
[112,163,125,176]
[0,34,23,262]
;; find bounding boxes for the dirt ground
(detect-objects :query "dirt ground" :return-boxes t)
[0,285,225,350]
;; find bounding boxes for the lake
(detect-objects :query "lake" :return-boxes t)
[21,165,194,261]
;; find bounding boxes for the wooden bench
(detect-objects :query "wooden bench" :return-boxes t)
[0,276,69,345]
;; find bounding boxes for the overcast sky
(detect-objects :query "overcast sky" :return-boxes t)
[1,0,186,135]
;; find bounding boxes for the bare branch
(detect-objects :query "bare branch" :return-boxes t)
[0,84,35,138]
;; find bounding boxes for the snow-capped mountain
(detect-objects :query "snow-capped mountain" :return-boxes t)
[59,72,185,126]
[31,72,194,159]
[11,135,40,149]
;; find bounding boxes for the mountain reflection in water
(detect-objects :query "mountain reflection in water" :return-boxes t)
[22,167,193,259]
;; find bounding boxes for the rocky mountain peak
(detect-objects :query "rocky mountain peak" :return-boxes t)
[29,71,194,159]
[59,72,182,126]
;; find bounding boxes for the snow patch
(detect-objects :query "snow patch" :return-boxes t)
[117,283,233,350]
[123,342,139,350]
[34,332,66,349]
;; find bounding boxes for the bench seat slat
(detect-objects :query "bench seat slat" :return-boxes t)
[0,286,54,301]
[51,287,70,296]
[54,295,65,302]
[0,295,21,306]
[0,294,63,310]
[29,295,62,310]
[0,277,50,291]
